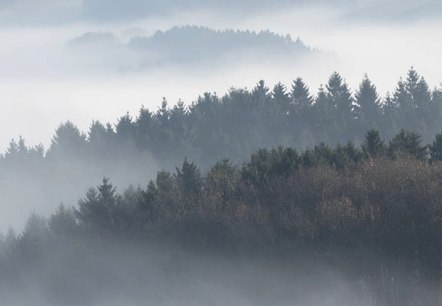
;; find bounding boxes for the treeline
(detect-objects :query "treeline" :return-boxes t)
[128,26,310,63]
[2,68,442,170]
[2,129,442,304]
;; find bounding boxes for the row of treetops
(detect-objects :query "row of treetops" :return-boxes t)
[1,68,442,167]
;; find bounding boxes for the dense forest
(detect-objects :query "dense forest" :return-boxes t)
[3,0,442,304]
[2,68,442,305]
[3,68,440,168]
[1,68,441,229]
[2,128,442,305]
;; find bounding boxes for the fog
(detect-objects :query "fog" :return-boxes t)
[0,241,389,306]
[0,2,442,304]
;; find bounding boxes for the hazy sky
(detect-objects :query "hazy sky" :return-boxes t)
[0,1,441,150]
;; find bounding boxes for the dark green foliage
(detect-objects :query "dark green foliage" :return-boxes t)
[363,129,387,158]
[13,130,442,270]
[326,72,358,135]
[429,132,442,162]
[4,130,442,305]
[242,147,299,185]
[291,77,314,110]
[388,129,427,160]
[76,178,121,234]
[176,159,202,194]
[355,75,382,131]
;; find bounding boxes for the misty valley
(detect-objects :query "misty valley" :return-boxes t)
[1,0,442,305]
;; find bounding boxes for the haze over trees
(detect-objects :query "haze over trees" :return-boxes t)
[2,0,442,304]
[1,69,442,305]
[4,67,439,167]
[68,26,314,71]
[1,68,441,230]
[3,128,442,305]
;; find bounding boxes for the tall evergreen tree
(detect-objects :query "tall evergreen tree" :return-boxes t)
[429,133,442,162]
[362,129,387,159]
[393,68,432,134]
[326,72,358,138]
[291,77,313,111]
[47,121,87,159]
[272,82,291,110]
[76,178,121,233]
[355,75,382,130]
[389,129,427,160]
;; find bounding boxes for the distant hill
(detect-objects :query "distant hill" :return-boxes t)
[68,26,316,71]
[128,26,313,64]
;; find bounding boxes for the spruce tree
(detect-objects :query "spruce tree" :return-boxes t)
[389,129,427,160]
[272,82,290,110]
[355,75,382,130]
[323,73,357,141]
[362,129,387,159]
[429,133,442,162]
[291,77,313,111]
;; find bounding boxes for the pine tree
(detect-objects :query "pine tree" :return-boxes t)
[252,80,270,104]
[393,68,432,133]
[49,204,78,237]
[116,113,135,140]
[291,77,313,111]
[47,121,87,158]
[362,129,387,159]
[389,129,427,160]
[355,75,382,129]
[326,72,355,116]
[272,82,291,112]
[325,72,357,139]
[429,133,442,162]
[76,178,120,233]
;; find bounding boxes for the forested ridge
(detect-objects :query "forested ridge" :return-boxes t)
[2,68,441,170]
[2,68,442,305]
[128,26,311,64]
[2,128,442,304]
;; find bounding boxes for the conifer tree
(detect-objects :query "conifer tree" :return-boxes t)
[355,75,382,129]
[325,72,358,140]
[429,133,442,162]
[272,82,291,113]
[362,129,387,159]
[291,77,313,111]
[389,129,427,160]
